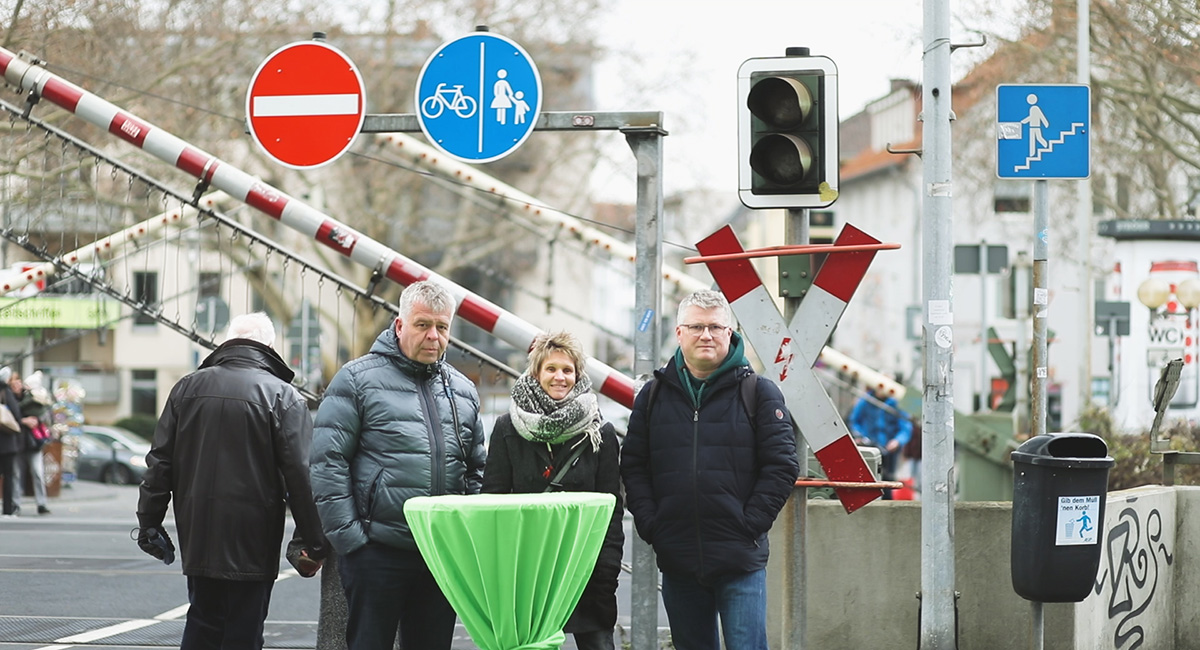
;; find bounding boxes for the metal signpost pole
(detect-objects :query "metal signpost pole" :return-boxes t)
[1032,181,1049,438]
[784,206,809,650]
[1030,179,1049,650]
[921,0,957,647]
[981,241,990,411]
[625,125,666,650]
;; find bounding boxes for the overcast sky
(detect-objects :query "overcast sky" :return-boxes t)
[589,0,1019,203]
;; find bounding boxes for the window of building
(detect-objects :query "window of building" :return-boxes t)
[1092,175,1107,216]
[1116,173,1131,213]
[133,271,159,326]
[994,180,1031,213]
[130,369,157,416]
[197,271,221,300]
[42,263,99,295]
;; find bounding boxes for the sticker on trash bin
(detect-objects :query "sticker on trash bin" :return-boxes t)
[1056,495,1100,545]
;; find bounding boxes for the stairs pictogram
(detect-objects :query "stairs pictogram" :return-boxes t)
[1014,122,1085,172]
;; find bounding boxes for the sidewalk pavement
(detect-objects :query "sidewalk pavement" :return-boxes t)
[52,479,127,502]
[9,478,140,521]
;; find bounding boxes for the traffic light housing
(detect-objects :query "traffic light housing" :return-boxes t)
[738,53,838,209]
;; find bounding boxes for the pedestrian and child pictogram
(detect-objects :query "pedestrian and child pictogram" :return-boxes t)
[996,84,1090,179]
[416,32,542,163]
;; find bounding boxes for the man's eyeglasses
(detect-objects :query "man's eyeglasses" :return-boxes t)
[680,323,731,337]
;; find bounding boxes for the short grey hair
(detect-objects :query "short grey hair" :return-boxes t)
[398,281,456,320]
[676,290,734,327]
[226,312,276,346]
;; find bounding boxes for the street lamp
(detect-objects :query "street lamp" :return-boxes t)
[1137,277,1170,312]
[1176,278,1200,311]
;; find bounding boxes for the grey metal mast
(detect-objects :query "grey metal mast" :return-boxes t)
[920,0,957,647]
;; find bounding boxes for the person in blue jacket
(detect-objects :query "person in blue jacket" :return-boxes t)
[621,290,799,650]
[310,281,487,650]
[849,386,912,499]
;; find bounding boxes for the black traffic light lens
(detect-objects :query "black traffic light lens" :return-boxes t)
[746,76,813,129]
[750,134,812,185]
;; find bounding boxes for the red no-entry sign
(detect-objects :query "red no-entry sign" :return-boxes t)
[246,41,366,169]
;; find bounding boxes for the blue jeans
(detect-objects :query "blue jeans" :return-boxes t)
[338,542,456,650]
[661,568,768,650]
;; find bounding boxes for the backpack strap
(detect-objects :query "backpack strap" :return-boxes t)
[643,377,662,424]
[740,373,759,432]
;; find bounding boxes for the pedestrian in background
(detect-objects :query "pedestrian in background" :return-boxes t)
[136,312,328,650]
[621,290,800,650]
[0,367,23,517]
[483,331,623,650]
[849,386,912,499]
[10,369,50,515]
[310,280,487,650]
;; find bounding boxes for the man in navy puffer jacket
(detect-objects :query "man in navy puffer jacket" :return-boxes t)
[621,290,799,650]
[310,281,486,650]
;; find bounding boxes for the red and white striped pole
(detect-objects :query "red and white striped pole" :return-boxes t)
[0,48,636,407]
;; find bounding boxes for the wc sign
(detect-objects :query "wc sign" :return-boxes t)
[1148,321,1187,346]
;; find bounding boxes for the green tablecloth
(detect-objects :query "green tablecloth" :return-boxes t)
[405,492,616,650]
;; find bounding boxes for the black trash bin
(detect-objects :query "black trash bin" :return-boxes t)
[1010,432,1114,603]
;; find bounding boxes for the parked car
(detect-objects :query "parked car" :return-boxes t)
[75,425,151,485]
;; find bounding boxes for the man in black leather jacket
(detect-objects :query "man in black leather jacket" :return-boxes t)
[136,312,327,650]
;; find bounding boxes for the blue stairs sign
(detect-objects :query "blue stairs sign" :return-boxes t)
[996,84,1090,180]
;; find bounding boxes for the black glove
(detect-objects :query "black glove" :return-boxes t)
[285,536,325,577]
[137,526,176,565]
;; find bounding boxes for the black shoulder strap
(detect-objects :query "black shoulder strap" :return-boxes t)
[544,442,589,492]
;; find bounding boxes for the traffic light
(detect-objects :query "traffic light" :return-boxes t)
[738,50,838,209]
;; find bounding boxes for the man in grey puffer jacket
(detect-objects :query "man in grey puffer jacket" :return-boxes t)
[310,281,486,650]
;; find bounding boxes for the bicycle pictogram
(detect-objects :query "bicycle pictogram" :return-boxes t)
[420,83,478,119]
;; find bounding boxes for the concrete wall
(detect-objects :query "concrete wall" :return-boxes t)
[1174,487,1200,649]
[768,485,1197,650]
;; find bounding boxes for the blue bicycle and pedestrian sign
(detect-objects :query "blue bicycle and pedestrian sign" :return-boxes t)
[415,32,542,163]
[996,84,1090,180]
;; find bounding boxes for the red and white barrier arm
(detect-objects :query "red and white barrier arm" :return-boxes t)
[0,49,637,407]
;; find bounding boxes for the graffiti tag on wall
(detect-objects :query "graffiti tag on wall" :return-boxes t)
[1094,505,1173,650]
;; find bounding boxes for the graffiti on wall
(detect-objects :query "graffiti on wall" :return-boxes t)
[1094,505,1174,650]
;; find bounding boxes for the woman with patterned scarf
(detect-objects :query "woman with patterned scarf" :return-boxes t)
[482,331,624,650]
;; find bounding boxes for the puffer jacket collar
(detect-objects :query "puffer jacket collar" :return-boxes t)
[200,339,295,384]
[368,324,444,380]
